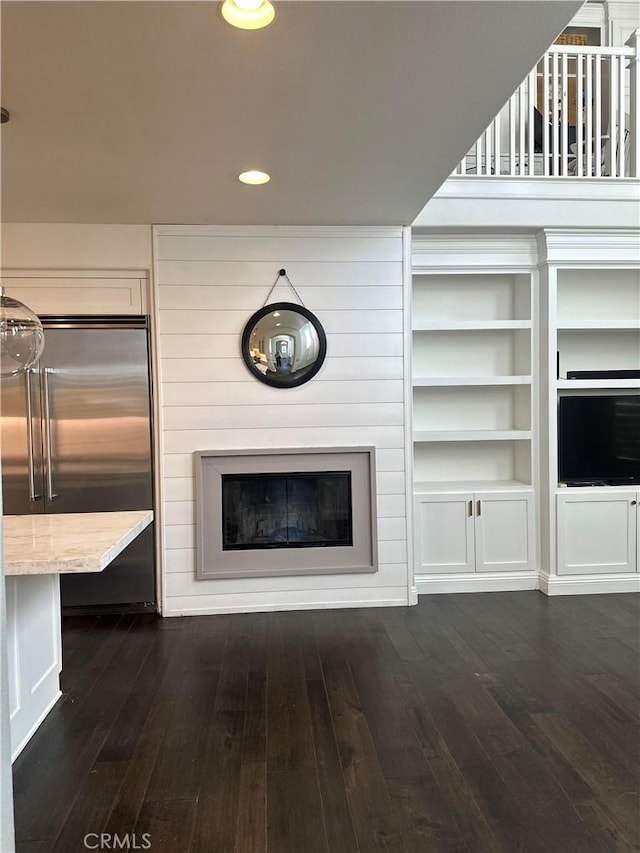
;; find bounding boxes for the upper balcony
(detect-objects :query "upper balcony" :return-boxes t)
[452,32,638,181]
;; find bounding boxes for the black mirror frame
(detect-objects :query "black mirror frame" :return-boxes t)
[241,302,327,388]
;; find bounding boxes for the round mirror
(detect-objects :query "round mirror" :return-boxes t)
[241,302,327,388]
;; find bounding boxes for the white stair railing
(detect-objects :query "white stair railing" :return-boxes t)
[454,34,638,179]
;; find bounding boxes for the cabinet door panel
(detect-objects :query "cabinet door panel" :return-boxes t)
[7,575,62,760]
[2,276,146,315]
[475,492,533,572]
[557,492,637,575]
[414,493,474,574]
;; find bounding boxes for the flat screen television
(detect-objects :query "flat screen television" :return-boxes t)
[558,395,640,485]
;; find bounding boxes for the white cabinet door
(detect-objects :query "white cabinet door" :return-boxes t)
[414,493,474,574]
[474,491,534,572]
[2,273,147,315]
[557,492,637,575]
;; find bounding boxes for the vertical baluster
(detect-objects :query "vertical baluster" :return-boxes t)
[627,31,639,178]
[585,55,594,176]
[608,53,618,176]
[543,53,550,176]
[576,53,584,177]
[485,126,492,175]
[494,104,501,175]
[595,54,602,176]
[509,92,517,175]
[452,39,638,180]
[561,52,569,176]
[551,52,559,174]
[518,78,526,175]
[527,71,535,175]
[618,54,626,176]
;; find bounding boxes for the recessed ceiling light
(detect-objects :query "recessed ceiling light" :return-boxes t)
[238,170,271,185]
[221,0,275,30]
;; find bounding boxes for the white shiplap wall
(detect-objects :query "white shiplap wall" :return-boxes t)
[154,225,410,615]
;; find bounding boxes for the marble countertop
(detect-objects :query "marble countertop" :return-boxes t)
[3,510,153,576]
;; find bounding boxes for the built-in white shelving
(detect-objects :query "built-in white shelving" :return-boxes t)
[413,429,532,443]
[555,268,640,383]
[557,322,639,331]
[410,258,537,583]
[410,230,640,595]
[541,252,640,595]
[413,376,532,386]
[556,268,639,327]
[411,269,534,486]
[557,379,640,389]
[414,479,533,493]
[414,320,532,331]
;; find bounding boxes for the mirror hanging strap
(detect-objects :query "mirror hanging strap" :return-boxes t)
[262,268,306,308]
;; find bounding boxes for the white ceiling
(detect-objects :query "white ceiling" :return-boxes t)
[0,0,582,226]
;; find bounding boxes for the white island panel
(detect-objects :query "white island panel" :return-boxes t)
[6,574,61,761]
[3,509,154,761]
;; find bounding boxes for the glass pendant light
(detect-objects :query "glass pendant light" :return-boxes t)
[0,286,45,377]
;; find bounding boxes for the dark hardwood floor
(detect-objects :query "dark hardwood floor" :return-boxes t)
[12,592,640,853]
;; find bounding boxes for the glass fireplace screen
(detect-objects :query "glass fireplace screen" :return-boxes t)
[221,471,353,550]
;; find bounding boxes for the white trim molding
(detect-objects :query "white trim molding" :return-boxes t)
[413,180,640,231]
[416,571,539,595]
[154,224,403,239]
[430,177,640,203]
[402,226,416,607]
[164,594,412,617]
[539,571,640,596]
[537,228,640,265]
[570,0,606,32]
[0,267,148,278]
[412,234,538,271]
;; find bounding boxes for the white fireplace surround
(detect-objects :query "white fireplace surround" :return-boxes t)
[195,447,378,580]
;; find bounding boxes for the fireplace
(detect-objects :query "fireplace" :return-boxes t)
[195,448,377,579]
[222,472,353,550]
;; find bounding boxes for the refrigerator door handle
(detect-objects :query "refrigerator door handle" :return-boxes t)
[41,368,59,501]
[25,369,42,501]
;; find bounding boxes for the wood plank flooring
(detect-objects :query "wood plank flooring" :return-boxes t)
[12,592,640,853]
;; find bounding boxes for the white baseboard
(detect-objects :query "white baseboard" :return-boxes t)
[415,571,539,595]
[539,572,640,596]
[163,595,412,617]
[162,572,638,614]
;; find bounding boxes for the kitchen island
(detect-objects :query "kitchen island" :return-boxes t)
[3,510,153,760]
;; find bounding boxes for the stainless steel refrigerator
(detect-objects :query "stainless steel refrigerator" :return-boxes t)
[1,316,156,612]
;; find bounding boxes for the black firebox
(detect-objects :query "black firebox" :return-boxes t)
[221,471,353,550]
